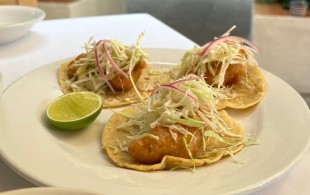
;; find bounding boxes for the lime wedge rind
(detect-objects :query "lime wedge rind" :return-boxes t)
[47,108,101,130]
[46,91,103,130]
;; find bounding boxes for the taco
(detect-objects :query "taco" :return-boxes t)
[173,26,265,109]
[102,75,254,171]
[58,33,172,108]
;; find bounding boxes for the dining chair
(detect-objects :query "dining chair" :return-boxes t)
[126,0,254,45]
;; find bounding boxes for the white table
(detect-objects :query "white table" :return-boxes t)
[0,13,309,195]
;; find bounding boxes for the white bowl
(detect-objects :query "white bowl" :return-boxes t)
[0,5,45,45]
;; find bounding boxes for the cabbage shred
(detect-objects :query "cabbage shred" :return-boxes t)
[64,33,147,95]
[176,32,258,88]
[118,74,243,151]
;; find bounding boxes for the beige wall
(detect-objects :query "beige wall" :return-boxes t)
[38,0,126,19]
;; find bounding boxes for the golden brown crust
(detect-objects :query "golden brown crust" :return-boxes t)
[204,63,246,87]
[67,54,87,78]
[128,126,203,164]
[102,107,245,171]
[109,60,146,92]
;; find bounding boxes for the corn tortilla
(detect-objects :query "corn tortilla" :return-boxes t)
[102,107,245,171]
[216,65,266,110]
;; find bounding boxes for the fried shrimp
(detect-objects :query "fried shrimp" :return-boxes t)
[128,126,203,164]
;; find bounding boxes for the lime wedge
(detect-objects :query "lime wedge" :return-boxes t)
[46,92,103,130]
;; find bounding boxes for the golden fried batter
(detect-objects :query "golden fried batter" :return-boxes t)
[128,126,203,164]
[109,60,146,92]
[67,54,87,78]
[204,62,246,87]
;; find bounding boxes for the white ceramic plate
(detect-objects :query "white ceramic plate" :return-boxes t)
[1,187,98,195]
[0,48,310,194]
[0,6,45,44]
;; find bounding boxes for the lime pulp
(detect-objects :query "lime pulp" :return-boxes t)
[46,91,103,130]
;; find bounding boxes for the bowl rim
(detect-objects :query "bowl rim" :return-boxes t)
[0,5,46,29]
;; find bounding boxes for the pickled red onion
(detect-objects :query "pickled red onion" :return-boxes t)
[95,40,115,93]
[95,39,130,93]
[200,36,261,56]
[102,41,129,78]
[152,84,203,106]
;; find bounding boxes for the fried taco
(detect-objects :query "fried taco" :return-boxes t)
[59,33,172,108]
[173,27,265,109]
[102,75,254,171]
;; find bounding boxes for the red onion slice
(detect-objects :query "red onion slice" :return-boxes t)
[102,41,129,78]
[95,40,115,93]
[152,84,203,106]
[200,36,261,56]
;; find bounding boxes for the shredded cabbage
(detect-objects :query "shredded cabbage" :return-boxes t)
[176,27,258,88]
[118,74,243,149]
[65,33,147,96]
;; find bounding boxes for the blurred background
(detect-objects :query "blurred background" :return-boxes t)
[1,0,308,43]
[1,0,309,106]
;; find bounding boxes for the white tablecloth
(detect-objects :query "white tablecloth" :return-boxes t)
[0,13,309,195]
[0,13,194,90]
